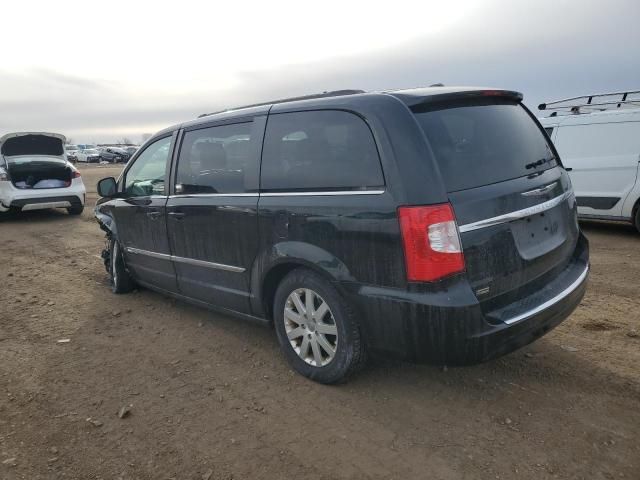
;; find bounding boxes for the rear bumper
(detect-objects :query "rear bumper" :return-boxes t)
[0,182,86,212]
[348,233,589,365]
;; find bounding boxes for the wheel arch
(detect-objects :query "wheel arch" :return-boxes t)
[250,241,355,322]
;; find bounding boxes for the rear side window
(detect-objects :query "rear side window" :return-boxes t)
[176,121,258,194]
[261,110,384,191]
[545,127,555,137]
[413,100,557,192]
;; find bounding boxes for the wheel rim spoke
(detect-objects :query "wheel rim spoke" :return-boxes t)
[316,322,337,335]
[299,335,310,359]
[291,290,306,315]
[287,326,305,340]
[305,289,315,318]
[284,307,303,326]
[314,300,329,321]
[310,335,323,367]
[316,334,336,357]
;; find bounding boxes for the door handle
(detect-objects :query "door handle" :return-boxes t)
[168,211,186,220]
[146,211,162,219]
[565,167,573,172]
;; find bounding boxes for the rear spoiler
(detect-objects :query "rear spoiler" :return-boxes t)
[391,89,524,109]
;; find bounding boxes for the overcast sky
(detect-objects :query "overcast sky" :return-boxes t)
[1,0,639,143]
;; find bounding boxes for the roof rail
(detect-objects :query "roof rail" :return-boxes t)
[538,89,640,116]
[197,89,365,118]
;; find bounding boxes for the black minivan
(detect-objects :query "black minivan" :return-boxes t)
[95,87,589,383]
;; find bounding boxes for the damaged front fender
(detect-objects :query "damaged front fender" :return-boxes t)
[94,199,117,237]
[94,200,117,273]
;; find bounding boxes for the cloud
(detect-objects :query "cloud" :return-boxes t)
[0,0,638,142]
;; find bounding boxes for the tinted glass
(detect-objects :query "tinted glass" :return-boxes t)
[261,110,384,191]
[176,122,257,194]
[413,100,557,192]
[124,136,171,197]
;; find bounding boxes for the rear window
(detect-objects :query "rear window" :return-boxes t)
[261,110,384,191]
[413,100,556,192]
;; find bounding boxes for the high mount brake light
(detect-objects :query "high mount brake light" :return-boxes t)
[398,203,465,282]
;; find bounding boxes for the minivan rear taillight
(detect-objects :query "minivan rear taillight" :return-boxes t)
[398,204,465,282]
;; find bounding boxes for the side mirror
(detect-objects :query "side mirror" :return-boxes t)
[97,177,117,198]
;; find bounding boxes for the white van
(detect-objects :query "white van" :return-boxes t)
[539,90,640,232]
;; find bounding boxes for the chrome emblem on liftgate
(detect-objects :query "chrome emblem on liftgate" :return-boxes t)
[475,286,490,296]
[521,182,557,197]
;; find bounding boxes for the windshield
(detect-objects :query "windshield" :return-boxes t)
[84,149,99,154]
[66,145,78,150]
[412,99,557,192]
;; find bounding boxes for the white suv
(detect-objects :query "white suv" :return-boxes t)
[539,90,640,232]
[0,132,86,215]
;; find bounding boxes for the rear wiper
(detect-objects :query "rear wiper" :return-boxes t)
[525,157,555,170]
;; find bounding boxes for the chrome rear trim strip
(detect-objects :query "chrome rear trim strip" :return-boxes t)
[504,263,589,325]
[125,247,245,273]
[458,191,573,233]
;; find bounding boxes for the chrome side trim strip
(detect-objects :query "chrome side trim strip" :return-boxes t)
[173,255,245,273]
[458,191,573,233]
[168,193,259,198]
[125,247,245,273]
[126,247,171,261]
[261,190,385,197]
[504,263,589,325]
[167,191,385,198]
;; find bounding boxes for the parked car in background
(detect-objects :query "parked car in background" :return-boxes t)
[97,147,130,163]
[123,146,138,157]
[95,87,589,383]
[76,148,101,163]
[77,144,98,151]
[0,132,85,215]
[65,144,79,163]
[539,90,640,232]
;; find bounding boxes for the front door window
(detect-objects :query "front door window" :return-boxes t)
[124,137,172,197]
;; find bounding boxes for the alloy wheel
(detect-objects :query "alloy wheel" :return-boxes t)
[284,288,338,367]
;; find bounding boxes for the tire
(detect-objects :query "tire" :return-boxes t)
[109,238,135,294]
[635,205,640,234]
[67,205,84,216]
[273,269,366,384]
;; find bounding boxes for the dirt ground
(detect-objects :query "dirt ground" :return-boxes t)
[1,163,639,480]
